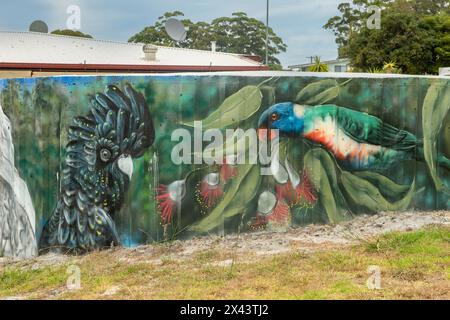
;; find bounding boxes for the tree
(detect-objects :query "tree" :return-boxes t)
[421,14,450,70]
[51,29,93,38]
[347,10,435,74]
[307,56,329,72]
[325,0,449,52]
[325,0,450,74]
[128,12,202,47]
[210,12,287,65]
[324,0,394,57]
[128,11,287,66]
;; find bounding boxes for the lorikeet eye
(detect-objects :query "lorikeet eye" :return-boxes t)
[271,113,279,121]
[100,148,112,162]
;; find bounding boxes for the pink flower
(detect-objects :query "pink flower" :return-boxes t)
[275,183,298,207]
[156,180,186,224]
[250,191,290,230]
[196,173,224,209]
[296,171,317,207]
[275,171,317,208]
[268,201,290,226]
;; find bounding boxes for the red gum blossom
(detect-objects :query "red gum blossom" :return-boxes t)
[199,180,224,208]
[156,185,177,224]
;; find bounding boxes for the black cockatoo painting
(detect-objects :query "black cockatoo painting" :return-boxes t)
[39,84,154,252]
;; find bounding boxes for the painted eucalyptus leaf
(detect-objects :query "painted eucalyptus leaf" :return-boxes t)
[303,149,349,223]
[222,165,261,219]
[353,171,411,200]
[296,79,352,105]
[260,85,276,107]
[182,86,262,129]
[341,172,420,212]
[422,82,450,193]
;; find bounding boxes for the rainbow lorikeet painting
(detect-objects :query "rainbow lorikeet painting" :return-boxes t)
[258,102,450,172]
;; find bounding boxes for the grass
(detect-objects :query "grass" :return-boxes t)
[0,226,449,300]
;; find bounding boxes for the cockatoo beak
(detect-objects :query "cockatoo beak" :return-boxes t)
[118,155,134,180]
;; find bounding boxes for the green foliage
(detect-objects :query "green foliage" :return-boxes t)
[382,61,400,73]
[367,67,384,74]
[51,29,93,38]
[128,11,287,65]
[324,0,395,58]
[421,14,450,71]
[269,64,283,71]
[210,12,287,65]
[307,56,329,72]
[365,61,401,74]
[325,0,450,74]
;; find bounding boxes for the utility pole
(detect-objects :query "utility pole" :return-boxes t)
[265,0,269,65]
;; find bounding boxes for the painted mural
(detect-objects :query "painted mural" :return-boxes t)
[0,102,37,258]
[0,73,448,255]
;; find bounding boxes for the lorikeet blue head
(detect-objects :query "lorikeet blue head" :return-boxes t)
[258,102,305,137]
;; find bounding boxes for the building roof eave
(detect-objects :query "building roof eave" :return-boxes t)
[0,62,269,72]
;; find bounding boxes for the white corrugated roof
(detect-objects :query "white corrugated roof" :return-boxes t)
[0,31,263,68]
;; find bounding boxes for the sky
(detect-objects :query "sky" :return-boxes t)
[0,0,343,67]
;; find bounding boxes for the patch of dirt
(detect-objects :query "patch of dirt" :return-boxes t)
[1,210,449,269]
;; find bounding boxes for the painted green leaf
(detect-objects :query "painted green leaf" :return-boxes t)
[303,149,349,223]
[260,85,276,107]
[341,172,419,212]
[182,86,262,129]
[199,128,256,164]
[222,165,261,219]
[189,164,261,233]
[296,79,336,103]
[422,81,450,193]
[296,79,351,105]
[353,171,411,199]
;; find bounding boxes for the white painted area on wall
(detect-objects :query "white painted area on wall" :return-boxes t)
[0,102,37,258]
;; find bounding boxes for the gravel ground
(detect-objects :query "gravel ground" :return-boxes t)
[1,210,448,269]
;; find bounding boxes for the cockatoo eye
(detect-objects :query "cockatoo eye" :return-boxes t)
[271,113,279,121]
[100,148,112,162]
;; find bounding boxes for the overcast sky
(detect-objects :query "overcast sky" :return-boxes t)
[0,0,342,67]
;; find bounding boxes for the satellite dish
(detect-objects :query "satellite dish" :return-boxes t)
[165,18,187,42]
[29,20,49,33]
